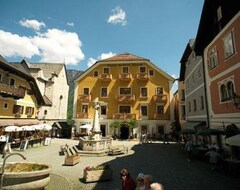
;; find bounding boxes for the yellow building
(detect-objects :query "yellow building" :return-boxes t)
[0,55,45,129]
[73,53,174,139]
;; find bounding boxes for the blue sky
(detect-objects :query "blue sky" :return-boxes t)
[0,0,204,91]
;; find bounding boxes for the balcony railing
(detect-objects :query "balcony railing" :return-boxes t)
[78,94,91,102]
[0,82,25,99]
[152,94,167,103]
[136,73,149,80]
[119,73,132,81]
[116,95,135,103]
[99,73,112,81]
[113,113,136,119]
[154,113,168,120]
[77,112,91,118]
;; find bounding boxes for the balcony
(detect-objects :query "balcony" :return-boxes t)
[0,82,25,99]
[152,95,167,103]
[119,73,132,81]
[77,112,91,118]
[99,73,112,81]
[154,113,168,120]
[113,113,136,119]
[116,95,135,103]
[78,94,91,102]
[136,73,149,81]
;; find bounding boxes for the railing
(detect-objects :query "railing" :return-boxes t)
[99,74,112,81]
[154,113,168,120]
[112,113,136,119]
[136,73,149,80]
[152,94,167,103]
[116,95,135,103]
[119,73,132,81]
[77,112,91,118]
[78,94,91,102]
[0,82,25,99]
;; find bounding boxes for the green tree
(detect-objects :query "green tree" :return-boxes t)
[126,119,139,138]
[110,121,121,139]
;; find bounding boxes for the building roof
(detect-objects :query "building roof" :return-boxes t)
[30,63,65,78]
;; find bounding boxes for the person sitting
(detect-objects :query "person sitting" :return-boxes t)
[136,172,145,190]
[144,175,153,190]
[120,168,136,190]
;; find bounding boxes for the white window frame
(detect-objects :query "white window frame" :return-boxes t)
[149,69,154,77]
[103,67,110,74]
[101,87,108,97]
[119,105,131,113]
[218,77,235,103]
[140,87,148,98]
[81,104,89,113]
[3,102,8,109]
[139,66,146,73]
[156,103,164,115]
[83,87,90,95]
[119,87,132,95]
[122,66,129,74]
[208,46,218,70]
[156,87,164,95]
[93,70,98,77]
[223,30,235,59]
[100,104,107,119]
[140,104,148,119]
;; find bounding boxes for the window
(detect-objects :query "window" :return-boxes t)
[181,89,185,101]
[10,78,15,86]
[44,110,47,115]
[120,88,131,95]
[103,67,110,74]
[227,81,234,99]
[3,102,8,109]
[224,31,235,59]
[13,105,23,114]
[208,47,218,70]
[83,88,89,95]
[0,73,2,81]
[220,84,228,102]
[140,87,148,97]
[193,99,197,111]
[149,70,154,76]
[156,87,163,95]
[119,106,131,113]
[122,66,129,74]
[200,96,204,110]
[101,87,108,97]
[93,71,98,77]
[139,66,146,73]
[25,107,34,115]
[82,105,88,113]
[101,105,107,115]
[157,105,164,114]
[181,105,186,119]
[140,105,148,116]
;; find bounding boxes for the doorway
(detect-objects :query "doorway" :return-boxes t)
[100,124,106,137]
[120,124,129,139]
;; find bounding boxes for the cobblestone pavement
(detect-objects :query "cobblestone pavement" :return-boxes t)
[0,138,239,190]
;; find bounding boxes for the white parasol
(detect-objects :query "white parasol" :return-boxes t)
[226,134,240,146]
[80,124,92,129]
[5,125,21,132]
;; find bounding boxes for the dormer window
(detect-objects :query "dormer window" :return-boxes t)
[103,67,110,74]
[139,66,146,73]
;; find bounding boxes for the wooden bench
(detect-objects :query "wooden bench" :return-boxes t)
[108,145,128,155]
[64,146,80,166]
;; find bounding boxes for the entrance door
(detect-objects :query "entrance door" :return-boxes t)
[100,124,106,137]
[120,124,129,139]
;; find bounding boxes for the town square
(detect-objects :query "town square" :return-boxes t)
[0,0,240,189]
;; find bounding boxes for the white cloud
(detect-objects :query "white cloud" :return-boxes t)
[87,52,116,68]
[108,7,127,26]
[67,22,74,27]
[19,19,46,31]
[32,29,84,65]
[0,30,39,58]
[0,27,84,65]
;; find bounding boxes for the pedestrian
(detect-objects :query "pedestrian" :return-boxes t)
[185,137,193,161]
[205,147,223,170]
[136,172,145,190]
[144,175,153,190]
[120,168,136,190]
[150,183,164,190]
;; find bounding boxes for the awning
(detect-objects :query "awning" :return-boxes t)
[180,129,195,135]
[196,129,224,136]
[183,121,204,129]
[226,134,240,146]
[0,119,40,127]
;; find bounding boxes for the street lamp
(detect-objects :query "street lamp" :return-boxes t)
[232,93,240,109]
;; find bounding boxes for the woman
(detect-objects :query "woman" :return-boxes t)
[120,168,136,190]
[136,173,145,190]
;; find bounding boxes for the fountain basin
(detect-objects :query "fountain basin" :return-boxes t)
[1,162,52,190]
[79,137,112,151]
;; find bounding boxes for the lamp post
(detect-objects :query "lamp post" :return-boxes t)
[232,93,240,109]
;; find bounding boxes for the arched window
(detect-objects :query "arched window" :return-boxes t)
[220,84,228,102]
[227,81,234,99]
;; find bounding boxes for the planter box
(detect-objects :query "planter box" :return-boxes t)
[64,154,80,166]
[83,169,113,182]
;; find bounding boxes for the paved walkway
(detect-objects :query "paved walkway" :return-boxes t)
[0,138,239,190]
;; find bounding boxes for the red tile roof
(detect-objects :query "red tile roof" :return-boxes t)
[97,52,148,62]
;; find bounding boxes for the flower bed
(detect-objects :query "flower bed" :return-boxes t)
[83,165,113,182]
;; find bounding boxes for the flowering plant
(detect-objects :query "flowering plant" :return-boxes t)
[85,164,110,171]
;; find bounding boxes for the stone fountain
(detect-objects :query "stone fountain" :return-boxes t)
[79,98,112,156]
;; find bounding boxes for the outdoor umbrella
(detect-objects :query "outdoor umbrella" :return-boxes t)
[39,123,52,131]
[80,124,92,129]
[5,125,22,132]
[226,134,240,146]
[20,125,35,131]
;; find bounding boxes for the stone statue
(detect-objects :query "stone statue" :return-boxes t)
[91,98,101,140]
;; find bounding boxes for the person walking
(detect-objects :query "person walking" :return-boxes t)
[120,168,136,190]
[185,137,193,161]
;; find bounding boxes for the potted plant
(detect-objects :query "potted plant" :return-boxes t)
[83,164,113,182]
